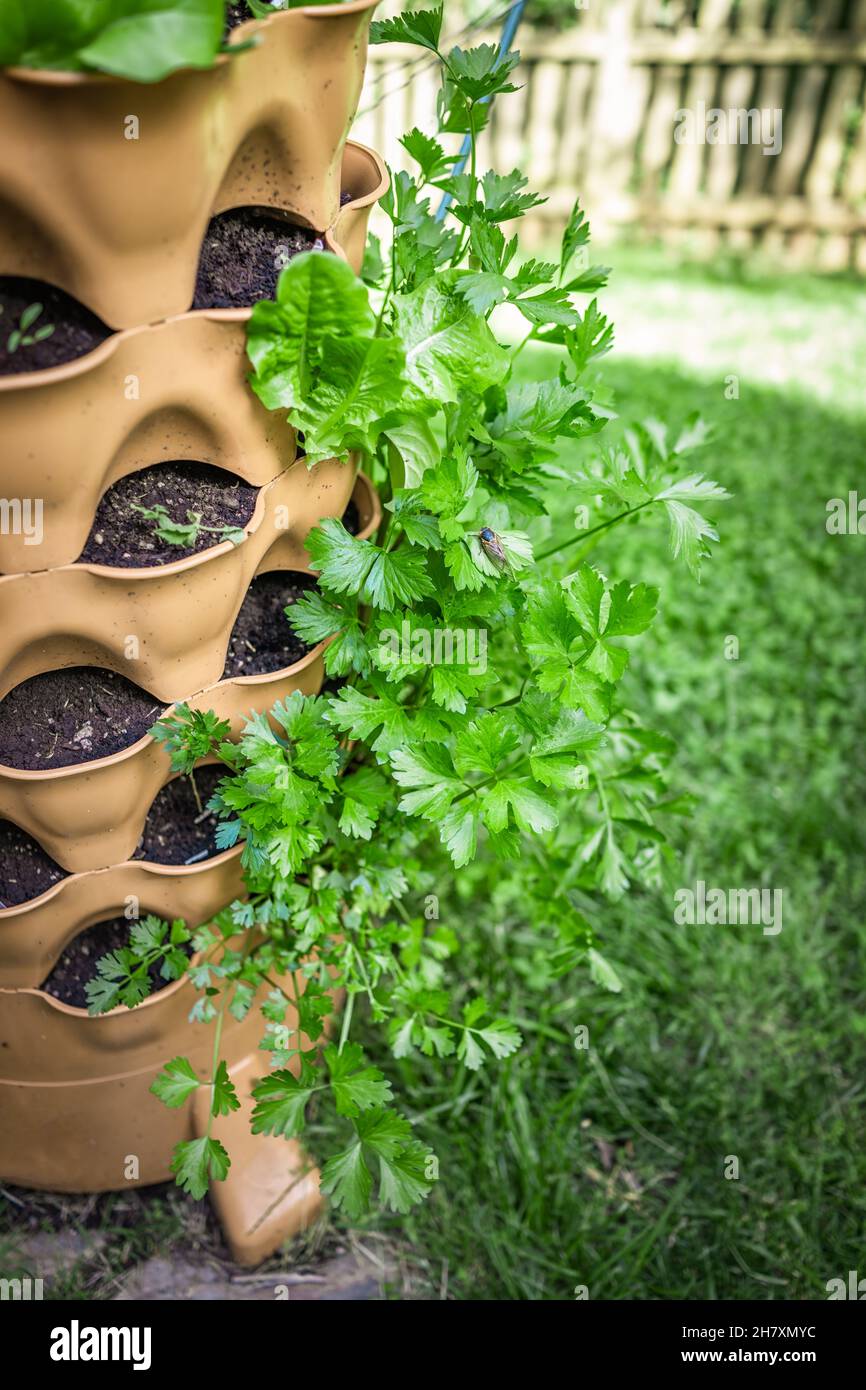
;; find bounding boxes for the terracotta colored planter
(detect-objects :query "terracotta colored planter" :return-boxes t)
[0,2,380,328]
[0,455,355,703]
[0,141,387,575]
[0,9,386,1251]
[332,140,389,273]
[0,969,323,1265]
[0,649,322,874]
[0,831,245,990]
[0,473,381,874]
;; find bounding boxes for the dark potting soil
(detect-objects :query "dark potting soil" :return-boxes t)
[0,668,164,772]
[342,498,361,536]
[223,572,319,678]
[133,763,230,866]
[221,497,360,677]
[78,461,259,568]
[0,277,111,375]
[40,915,192,1009]
[224,2,253,35]
[0,820,68,909]
[193,208,324,310]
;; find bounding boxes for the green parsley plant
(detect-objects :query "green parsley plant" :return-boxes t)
[88,6,729,1217]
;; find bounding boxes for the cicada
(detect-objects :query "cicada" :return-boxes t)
[478,526,510,570]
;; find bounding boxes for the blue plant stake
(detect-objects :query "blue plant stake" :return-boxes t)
[434,0,527,222]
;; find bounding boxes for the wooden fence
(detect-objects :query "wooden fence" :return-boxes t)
[352,0,866,270]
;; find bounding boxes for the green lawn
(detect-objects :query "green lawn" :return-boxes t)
[342,246,866,1300]
[3,246,863,1301]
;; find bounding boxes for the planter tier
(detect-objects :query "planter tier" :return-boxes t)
[0,647,321,874]
[0,19,385,1256]
[0,3,380,329]
[0,476,380,1261]
[0,837,245,989]
[0,473,382,874]
[0,980,324,1266]
[0,141,386,575]
[0,457,356,702]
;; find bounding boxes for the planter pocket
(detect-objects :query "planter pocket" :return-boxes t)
[0,841,245,990]
[0,4,381,328]
[0,456,355,702]
[0,473,381,872]
[0,142,386,575]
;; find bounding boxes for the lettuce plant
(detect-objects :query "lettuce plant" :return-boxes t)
[0,0,269,81]
[87,7,729,1215]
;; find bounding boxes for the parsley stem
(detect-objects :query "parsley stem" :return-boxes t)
[536,499,655,562]
[392,897,412,923]
[412,668,432,703]
[452,752,529,804]
[352,947,378,1012]
[205,988,229,1142]
[450,104,478,268]
[374,231,397,337]
[594,771,613,835]
[511,326,538,360]
[487,675,528,711]
[338,990,355,1054]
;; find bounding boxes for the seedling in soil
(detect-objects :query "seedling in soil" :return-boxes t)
[132,503,247,550]
[1,302,55,354]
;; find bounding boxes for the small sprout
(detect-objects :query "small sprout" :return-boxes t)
[5,302,55,355]
[132,502,246,550]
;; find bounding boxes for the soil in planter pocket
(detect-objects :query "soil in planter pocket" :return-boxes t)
[0,277,111,375]
[224,2,252,34]
[192,182,356,310]
[220,497,361,676]
[193,209,325,310]
[40,915,193,1009]
[0,668,163,771]
[342,498,361,536]
[223,572,318,677]
[78,461,259,568]
[0,820,68,909]
[134,764,230,866]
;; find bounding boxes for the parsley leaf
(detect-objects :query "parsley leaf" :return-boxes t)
[170,1136,230,1200]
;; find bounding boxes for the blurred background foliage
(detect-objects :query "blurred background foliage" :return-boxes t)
[358,0,866,275]
[328,241,866,1299]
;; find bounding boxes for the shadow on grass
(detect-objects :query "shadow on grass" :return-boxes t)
[376,358,866,1300]
[1,361,863,1303]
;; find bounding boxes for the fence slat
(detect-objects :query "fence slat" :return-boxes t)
[555,60,594,196]
[354,0,866,270]
[585,0,651,225]
[528,59,566,190]
[705,66,758,202]
[495,53,530,177]
[639,65,684,200]
[769,0,846,257]
[805,64,861,201]
[842,75,866,204]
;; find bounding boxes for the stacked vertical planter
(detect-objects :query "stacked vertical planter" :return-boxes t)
[0,4,383,1266]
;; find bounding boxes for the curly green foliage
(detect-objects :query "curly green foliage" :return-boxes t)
[92,5,728,1217]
